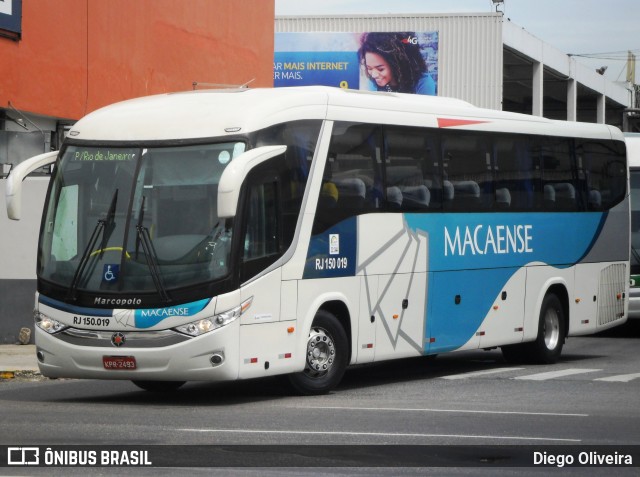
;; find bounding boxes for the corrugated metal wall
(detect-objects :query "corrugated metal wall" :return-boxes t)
[275,13,503,110]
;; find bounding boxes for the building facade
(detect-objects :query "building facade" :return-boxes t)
[275,13,633,127]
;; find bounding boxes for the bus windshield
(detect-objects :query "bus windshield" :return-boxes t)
[38,142,246,299]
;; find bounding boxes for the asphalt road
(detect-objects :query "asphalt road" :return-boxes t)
[1,320,639,475]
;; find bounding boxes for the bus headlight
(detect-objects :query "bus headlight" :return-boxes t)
[174,297,252,337]
[34,311,67,334]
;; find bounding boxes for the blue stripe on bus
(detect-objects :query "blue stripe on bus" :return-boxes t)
[303,217,357,279]
[404,211,607,271]
[425,267,517,353]
[133,298,211,329]
[405,211,607,352]
[304,211,608,353]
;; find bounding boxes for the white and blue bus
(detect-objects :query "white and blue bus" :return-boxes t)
[625,133,640,319]
[6,86,629,394]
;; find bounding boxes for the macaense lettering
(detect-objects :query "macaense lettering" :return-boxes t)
[444,224,533,256]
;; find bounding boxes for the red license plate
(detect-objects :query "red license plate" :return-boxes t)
[103,356,137,370]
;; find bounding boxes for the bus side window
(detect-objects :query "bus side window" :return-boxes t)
[383,125,438,211]
[240,172,280,282]
[493,135,535,211]
[539,138,578,211]
[312,122,382,234]
[252,120,323,247]
[441,133,493,211]
[576,139,626,211]
[253,120,321,194]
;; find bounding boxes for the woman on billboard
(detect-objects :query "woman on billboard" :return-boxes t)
[358,32,436,95]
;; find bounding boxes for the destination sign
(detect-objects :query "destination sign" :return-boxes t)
[71,149,136,162]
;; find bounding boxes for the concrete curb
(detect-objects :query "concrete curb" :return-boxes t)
[0,370,43,380]
[0,345,41,379]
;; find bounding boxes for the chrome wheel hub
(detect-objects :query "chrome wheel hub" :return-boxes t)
[543,307,560,350]
[304,327,335,378]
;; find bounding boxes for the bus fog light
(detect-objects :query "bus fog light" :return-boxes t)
[210,353,224,366]
[34,312,67,334]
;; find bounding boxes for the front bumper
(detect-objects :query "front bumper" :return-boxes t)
[34,319,240,381]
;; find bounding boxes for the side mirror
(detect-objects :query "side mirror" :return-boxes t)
[217,145,286,218]
[5,151,58,220]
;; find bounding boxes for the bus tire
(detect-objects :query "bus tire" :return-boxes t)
[288,310,348,395]
[131,380,185,392]
[527,293,565,364]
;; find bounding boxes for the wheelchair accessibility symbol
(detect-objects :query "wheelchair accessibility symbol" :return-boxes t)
[103,264,120,283]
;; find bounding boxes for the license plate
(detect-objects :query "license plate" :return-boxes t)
[103,356,137,370]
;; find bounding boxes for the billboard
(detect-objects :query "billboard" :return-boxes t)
[0,0,22,39]
[274,31,438,95]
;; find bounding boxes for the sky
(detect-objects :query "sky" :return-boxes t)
[275,0,640,82]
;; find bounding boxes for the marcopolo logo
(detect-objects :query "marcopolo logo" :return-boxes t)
[94,297,142,306]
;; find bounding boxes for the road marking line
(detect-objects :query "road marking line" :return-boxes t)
[177,428,580,443]
[594,373,640,382]
[513,368,601,381]
[441,367,525,380]
[294,406,587,417]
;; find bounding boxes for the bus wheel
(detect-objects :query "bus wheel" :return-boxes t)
[288,310,348,395]
[131,380,185,392]
[528,293,565,364]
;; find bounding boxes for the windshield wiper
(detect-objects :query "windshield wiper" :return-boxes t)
[132,195,170,302]
[135,224,171,303]
[134,195,146,260]
[66,189,119,302]
[98,188,119,255]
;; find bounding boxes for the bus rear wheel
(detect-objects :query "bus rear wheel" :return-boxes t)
[131,380,185,392]
[501,293,565,364]
[288,310,348,395]
[528,293,565,364]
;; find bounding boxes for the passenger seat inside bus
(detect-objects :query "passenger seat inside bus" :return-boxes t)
[553,182,577,210]
[588,189,602,210]
[544,184,556,209]
[319,181,339,209]
[334,177,366,210]
[386,186,403,210]
[442,180,455,208]
[399,184,430,210]
[453,180,480,210]
[495,187,511,209]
